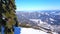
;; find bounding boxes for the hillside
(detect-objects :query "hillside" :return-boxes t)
[16,10,60,34]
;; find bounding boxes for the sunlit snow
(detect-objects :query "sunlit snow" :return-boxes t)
[21,27,48,34]
[20,27,58,34]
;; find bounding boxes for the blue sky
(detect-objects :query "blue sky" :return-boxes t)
[15,0,60,11]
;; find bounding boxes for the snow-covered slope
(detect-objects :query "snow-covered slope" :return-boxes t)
[16,11,60,34]
[21,27,48,34]
[20,27,58,34]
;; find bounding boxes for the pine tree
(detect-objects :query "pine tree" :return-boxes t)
[0,0,18,34]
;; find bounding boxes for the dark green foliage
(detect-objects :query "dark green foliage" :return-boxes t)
[0,26,1,32]
[14,18,18,27]
[0,0,17,34]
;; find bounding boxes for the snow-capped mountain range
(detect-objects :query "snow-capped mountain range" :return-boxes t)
[16,10,60,34]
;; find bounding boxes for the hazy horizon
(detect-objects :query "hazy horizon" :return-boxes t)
[15,0,60,12]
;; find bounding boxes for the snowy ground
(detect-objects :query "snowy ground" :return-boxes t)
[20,27,58,34]
[20,27,48,34]
[1,27,58,34]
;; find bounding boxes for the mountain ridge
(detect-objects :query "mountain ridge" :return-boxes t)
[16,10,60,34]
